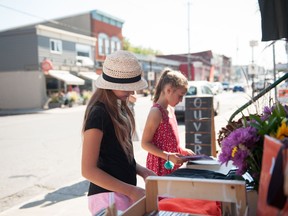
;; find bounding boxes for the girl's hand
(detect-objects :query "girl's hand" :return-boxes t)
[169,153,185,166]
[181,148,195,156]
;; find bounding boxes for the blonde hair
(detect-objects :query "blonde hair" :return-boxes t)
[153,68,188,103]
[82,88,135,163]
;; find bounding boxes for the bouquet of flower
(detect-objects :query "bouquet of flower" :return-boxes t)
[217,102,288,191]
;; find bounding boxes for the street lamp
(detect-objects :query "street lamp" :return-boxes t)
[249,40,258,97]
[249,40,258,64]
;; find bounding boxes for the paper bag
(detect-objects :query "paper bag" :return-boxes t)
[257,135,288,215]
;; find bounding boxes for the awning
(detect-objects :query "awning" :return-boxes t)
[48,70,85,85]
[78,71,99,81]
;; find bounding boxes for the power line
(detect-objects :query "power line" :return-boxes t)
[0,3,58,25]
[0,3,93,36]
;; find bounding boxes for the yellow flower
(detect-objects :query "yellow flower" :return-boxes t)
[275,120,288,140]
[231,146,238,158]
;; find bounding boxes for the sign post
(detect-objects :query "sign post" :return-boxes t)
[147,71,155,81]
[147,71,155,98]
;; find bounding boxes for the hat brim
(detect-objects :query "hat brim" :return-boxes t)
[94,74,148,91]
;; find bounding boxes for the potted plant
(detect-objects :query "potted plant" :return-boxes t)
[218,102,288,192]
[66,91,79,107]
[81,90,92,105]
[48,93,63,108]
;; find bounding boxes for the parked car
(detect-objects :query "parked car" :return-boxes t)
[210,81,224,94]
[222,82,230,91]
[253,79,273,92]
[175,81,220,119]
[232,84,245,92]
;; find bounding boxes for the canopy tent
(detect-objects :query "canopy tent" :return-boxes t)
[48,70,85,85]
[78,71,99,81]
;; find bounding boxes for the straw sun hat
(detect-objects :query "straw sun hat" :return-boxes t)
[95,50,148,91]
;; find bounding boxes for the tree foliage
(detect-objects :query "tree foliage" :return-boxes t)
[122,37,162,55]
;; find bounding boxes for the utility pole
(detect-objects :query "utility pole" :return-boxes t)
[273,43,277,100]
[249,40,258,98]
[286,40,288,70]
[187,0,191,80]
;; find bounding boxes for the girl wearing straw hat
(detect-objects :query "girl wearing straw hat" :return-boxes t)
[81,50,156,215]
[141,68,195,176]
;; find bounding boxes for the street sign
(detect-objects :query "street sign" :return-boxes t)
[148,71,155,81]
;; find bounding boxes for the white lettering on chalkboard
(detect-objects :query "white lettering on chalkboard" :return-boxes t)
[185,96,214,156]
[193,110,202,119]
[193,122,201,131]
[194,144,202,154]
[193,98,203,149]
[193,98,202,107]
[193,98,202,119]
[194,134,202,143]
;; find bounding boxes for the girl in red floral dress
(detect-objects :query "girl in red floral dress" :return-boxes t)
[142,68,195,176]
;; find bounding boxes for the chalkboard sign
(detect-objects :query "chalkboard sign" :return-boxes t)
[185,96,216,156]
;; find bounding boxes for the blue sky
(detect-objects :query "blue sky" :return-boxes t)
[0,0,287,68]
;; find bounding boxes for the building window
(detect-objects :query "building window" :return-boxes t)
[91,11,123,28]
[105,39,110,55]
[98,37,105,55]
[98,33,109,56]
[76,44,91,57]
[111,36,121,53]
[75,44,94,67]
[50,39,62,54]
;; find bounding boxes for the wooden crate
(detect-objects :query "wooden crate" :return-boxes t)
[122,176,248,216]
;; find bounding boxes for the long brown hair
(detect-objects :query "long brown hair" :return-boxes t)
[153,68,188,103]
[82,88,135,163]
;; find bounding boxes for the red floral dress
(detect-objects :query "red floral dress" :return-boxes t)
[146,103,182,176]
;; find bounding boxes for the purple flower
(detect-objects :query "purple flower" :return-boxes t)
[284,105,288,117]
[261,106,272,121]
[219,126,260,175]
[263,106,272,115]
[218,102,288,191]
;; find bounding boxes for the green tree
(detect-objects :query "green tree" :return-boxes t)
[123,37,162,55]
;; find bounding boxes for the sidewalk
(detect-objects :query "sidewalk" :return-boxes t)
[0,132,147,216]
[0,106,86,215]
[0,178,90,216]
[0,163,146,216]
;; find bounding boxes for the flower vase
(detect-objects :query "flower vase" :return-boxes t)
[246,171,260,192]
[48,102,62,109]
[68,100,74,107]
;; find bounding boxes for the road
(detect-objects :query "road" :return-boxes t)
[0,107,86,212]
[0,91,254,212]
